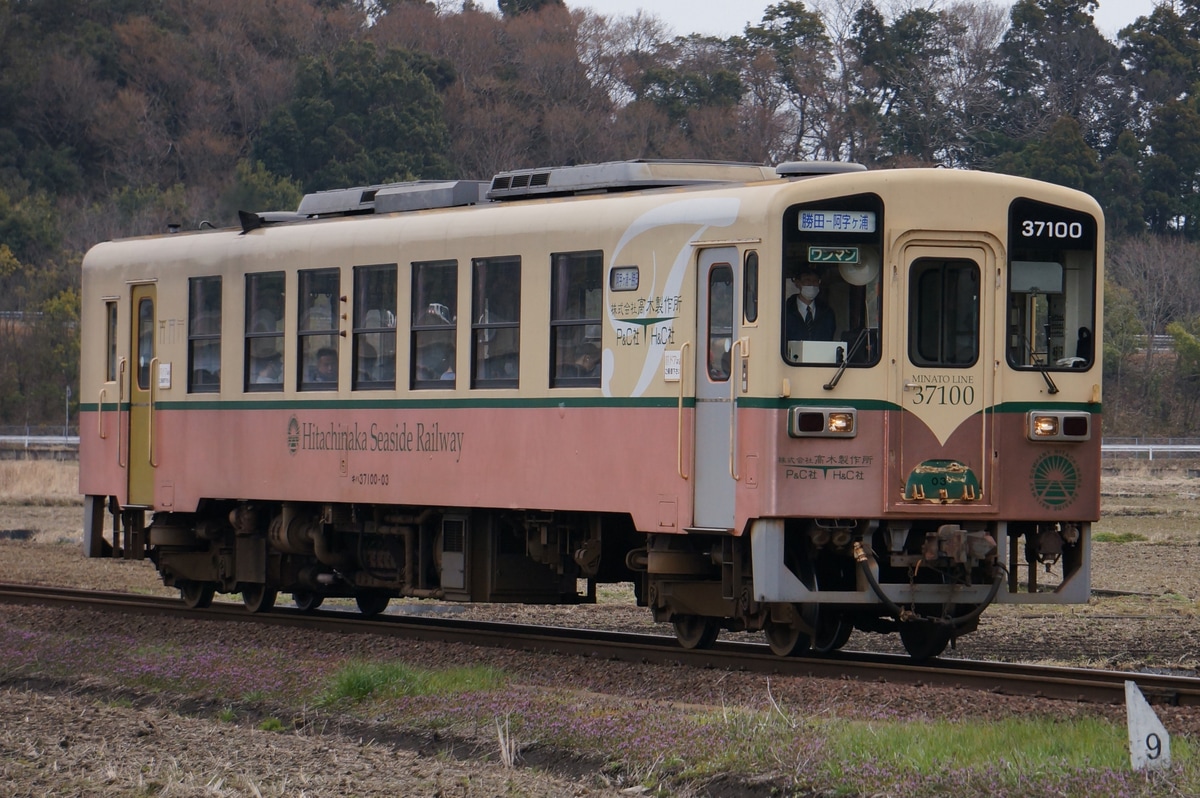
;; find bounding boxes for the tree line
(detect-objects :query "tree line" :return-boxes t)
[0,0,1197,432]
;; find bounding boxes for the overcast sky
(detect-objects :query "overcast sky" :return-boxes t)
[477,0,1163,40]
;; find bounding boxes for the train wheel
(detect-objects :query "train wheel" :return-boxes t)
[241,584,277,613]
[672,615,720,650]
[356,593,390,617]
[899,621,951,662]
[764,604,811,657]
[292,591,324,613]
[179,581,215,609]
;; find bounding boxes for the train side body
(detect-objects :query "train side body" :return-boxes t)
[79,163,1103,657]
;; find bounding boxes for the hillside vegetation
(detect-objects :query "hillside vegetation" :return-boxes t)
[1,0,1197,432]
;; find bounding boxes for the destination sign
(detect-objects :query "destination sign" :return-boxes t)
[799,210,876,233]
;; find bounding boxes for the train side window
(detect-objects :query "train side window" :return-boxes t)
[708,264,734,381]
[411,260,457,388]
[187,276,221,393]
[105,300,118,382]
[298,268,341,391]
[550,250,602,387]
[1006,199,1098,370]
[909,259,979,367]
[471,256,521,388]
[743,251,759,324]
[245,271,285,392]
[353,264,397,390]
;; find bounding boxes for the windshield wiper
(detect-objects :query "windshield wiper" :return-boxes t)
[1019,331,1058,394]
[824,328,871,390]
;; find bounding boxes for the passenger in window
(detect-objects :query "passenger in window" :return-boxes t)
[253,354,282,385]
[785,267,837,341]
[1074,327,1092,364]
[314,347,338,381]
[574,344,600,378]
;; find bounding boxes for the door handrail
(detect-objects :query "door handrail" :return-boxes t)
[729,337,749,481]
[98,388,107,440]
[677,341,690,480]
[117,358,127,468]
[148,357,159,468]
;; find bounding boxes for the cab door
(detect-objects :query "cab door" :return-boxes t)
[127,283,157,507]
[692,247,738,529]
[889,239,997,510]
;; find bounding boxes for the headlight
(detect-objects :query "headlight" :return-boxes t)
[789,407,857,438]
[1027,411,1090,441]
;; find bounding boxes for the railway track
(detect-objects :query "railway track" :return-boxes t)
[3,582,1197,708]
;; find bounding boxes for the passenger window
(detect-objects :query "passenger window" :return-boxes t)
[245,271,285,391]
[187,276,221,393]
[743,251,759,324]
[411,260,457,388]
[1006,199,1098,370]
[353,264,397,390]
[910,259,979,367]
[471,256,521,388]
[550,250,602,387]
[105,301,118,382]
[298,268,340,391]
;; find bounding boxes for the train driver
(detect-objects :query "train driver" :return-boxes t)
[785,267,837,341]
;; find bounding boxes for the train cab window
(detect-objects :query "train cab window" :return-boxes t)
[781,195,883,367]
[245,271,285,391]
[411,260,457,388]
[298,268,341,391]
[471,256,521,388]
[550,250,602,387]
[187,276,221,393]
[1006,199,1099,370]
[105,301,118,382]
[708,264,734,381]
[910,259,979,367]
[352,264,397,390]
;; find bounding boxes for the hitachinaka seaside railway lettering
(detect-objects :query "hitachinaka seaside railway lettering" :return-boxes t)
[290,418,465,461]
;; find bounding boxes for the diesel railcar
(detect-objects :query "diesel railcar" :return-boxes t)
[79,160,1103,659]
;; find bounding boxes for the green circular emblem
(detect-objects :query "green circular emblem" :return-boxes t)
[287,416,300,455]
[1029,451,1079,509]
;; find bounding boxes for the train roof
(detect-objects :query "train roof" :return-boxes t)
[235,159,868,233]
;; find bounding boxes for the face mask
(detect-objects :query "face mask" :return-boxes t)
[800,285,820,301]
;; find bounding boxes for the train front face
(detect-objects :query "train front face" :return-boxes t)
[737,171,1102,656]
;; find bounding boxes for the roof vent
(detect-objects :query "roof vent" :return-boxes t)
[297,180,489,217]
[487,159,778,201]
[776,161,867,178]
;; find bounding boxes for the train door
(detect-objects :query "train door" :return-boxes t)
[127,283,157,507]
[693,247,738,529]
[889,240,997,509]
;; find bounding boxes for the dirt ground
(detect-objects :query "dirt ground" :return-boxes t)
[0,462,1198,795]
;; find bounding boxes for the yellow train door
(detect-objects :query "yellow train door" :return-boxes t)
[127,283,157,507]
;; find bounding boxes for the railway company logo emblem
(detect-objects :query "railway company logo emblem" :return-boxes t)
[1029,451,1079,509]
[287,416,300,455]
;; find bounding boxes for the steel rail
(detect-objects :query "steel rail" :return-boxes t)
[1,582,1196,707]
